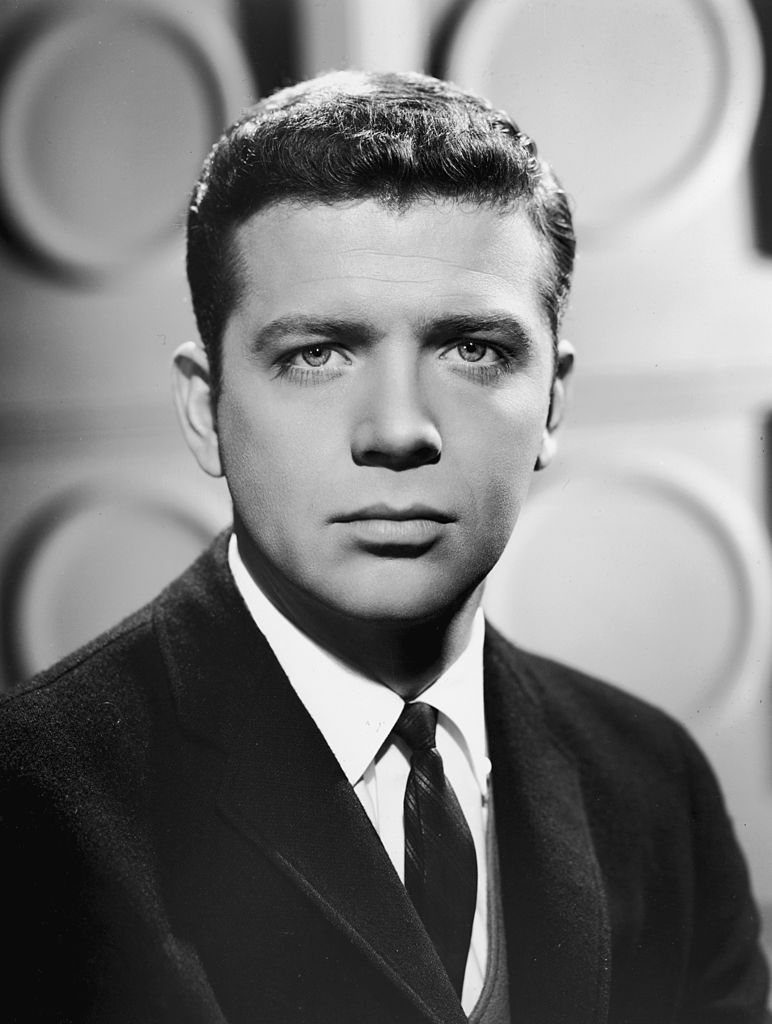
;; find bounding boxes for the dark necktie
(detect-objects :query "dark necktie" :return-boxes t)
[393,701,478,999]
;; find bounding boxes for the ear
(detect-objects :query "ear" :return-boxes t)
[536,339,575,471]
[171,341,223,478]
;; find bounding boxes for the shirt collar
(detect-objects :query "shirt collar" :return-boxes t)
[228,534,488,796]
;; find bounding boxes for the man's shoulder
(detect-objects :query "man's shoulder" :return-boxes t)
[485,620,676,724]
[0,599,162,776]
[0,533,232,760]
[484,623,706,784]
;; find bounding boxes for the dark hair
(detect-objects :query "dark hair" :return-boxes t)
[187,70,575,394]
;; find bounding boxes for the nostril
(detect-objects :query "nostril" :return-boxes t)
[351,427,442,469]
[352,441,441,470]
[415,443,441,467]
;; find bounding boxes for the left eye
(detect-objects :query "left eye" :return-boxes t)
[300,345,331,367]
[455,341,492,363]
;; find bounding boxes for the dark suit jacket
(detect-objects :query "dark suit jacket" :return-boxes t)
[1,534,769,1023]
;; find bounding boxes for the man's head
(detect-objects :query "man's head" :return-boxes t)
[186,70,575,398]
[174,70,576,639]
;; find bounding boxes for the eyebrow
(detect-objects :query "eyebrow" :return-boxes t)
[422,314,535,351]
[251,312,536,352]
[253,316,376,351]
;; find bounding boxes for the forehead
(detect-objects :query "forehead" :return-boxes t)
[228,198,553,332]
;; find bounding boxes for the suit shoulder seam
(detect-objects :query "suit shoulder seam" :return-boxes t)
[0,611,154,710]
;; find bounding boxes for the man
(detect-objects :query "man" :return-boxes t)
[1,71,769,1024]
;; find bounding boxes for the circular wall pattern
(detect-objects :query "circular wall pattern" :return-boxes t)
[439,0,763,242]
[484,452,772,725]
[0,0,252,280]
[0,481,225,686]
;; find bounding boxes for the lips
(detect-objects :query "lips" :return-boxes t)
[332,505,455,549]
[333,503,454,523]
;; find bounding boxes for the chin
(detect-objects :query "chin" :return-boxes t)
[321,571,480,626]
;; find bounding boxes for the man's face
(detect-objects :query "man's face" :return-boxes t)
[181,198,568,624]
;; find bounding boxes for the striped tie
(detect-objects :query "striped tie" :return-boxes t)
[394,701,478,999]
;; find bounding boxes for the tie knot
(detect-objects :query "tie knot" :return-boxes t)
[394,701,437,752]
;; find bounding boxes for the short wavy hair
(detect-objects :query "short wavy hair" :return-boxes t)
[187,70,575,394]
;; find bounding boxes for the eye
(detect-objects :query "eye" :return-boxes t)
[275,342,350,384]
[438,337,517,385]
[456,341,489,363]
[443,340,501,365]
[300,345,332,367]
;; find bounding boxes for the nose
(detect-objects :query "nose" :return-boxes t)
[350,351,442,470]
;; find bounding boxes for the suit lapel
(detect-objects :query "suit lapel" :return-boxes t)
[484,626,611,1024]
[153,536,466,1024]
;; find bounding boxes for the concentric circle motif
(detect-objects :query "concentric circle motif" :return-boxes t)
[0,481,225,687]
[484,452,772,725]
[0,0,252,280]
[440,0,763,242]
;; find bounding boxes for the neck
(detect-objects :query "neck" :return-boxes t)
[234,532,483,699]
[313,599,482,699]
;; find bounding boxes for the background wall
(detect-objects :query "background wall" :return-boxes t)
[1,0,770,964]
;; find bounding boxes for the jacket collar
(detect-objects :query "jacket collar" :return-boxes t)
[484,626,611,1024]
[153,533,466,1024]
[152,535,610,1023]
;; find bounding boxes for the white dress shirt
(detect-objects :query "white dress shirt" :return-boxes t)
[228,534,490,1012]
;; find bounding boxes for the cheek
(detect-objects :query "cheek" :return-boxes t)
[478,461,533,540]
[218,401,299,521]
[463,402,546,535]
[219,395,344,554]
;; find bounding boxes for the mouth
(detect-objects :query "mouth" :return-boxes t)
[331,505,455,552]
[333,504,455,524]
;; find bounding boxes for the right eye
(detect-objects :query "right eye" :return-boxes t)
[299,345,332,367]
